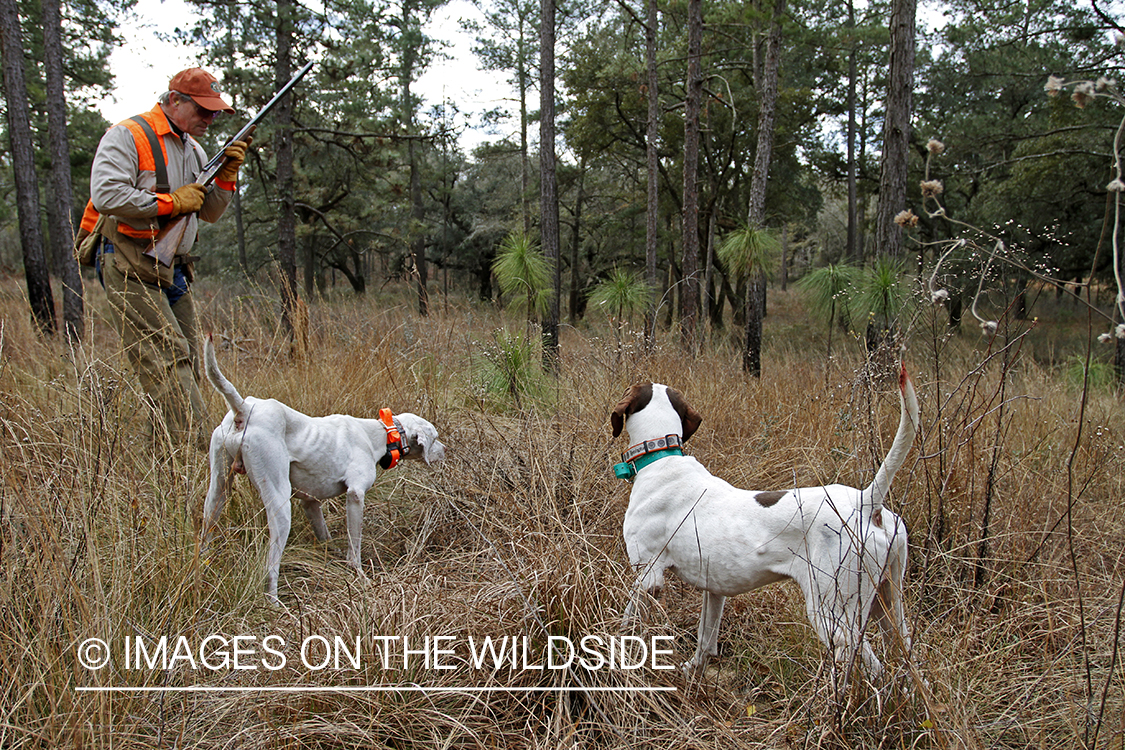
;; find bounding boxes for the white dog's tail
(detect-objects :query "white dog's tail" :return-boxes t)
[864,363,919,520]
[203,334,246,417]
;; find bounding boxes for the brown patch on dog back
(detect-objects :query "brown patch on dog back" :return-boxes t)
[611,383,654,437]
[754,490,787,507]
[665,387,703,441]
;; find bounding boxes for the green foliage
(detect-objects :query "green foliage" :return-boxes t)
[853,256,912,324]
[587,267,652,323]
[1065,354,1116,392]
[471,327,546,409]
[464,0,539,84]
[716,225,781,281]
[492,231,553,320]
[796,262,861,328]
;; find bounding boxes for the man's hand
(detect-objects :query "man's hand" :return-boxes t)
[169,183,207,217]
[216,130,254,183]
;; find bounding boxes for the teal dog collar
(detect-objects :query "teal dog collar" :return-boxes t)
[613,435,684,481]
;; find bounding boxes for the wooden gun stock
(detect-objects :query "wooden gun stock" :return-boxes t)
[148,217,191,267]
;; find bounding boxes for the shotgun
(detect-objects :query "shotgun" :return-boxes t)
[146,60,315,267]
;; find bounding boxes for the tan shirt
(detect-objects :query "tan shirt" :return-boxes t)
[90,104,232,257]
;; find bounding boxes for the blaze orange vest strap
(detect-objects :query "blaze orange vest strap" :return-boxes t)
[128,115,169,194]
[81,114,173,239]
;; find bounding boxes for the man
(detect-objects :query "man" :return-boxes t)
[87,67,251,447]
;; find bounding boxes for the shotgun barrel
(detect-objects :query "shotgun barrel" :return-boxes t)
[197,61,316,187]
[147,61,315,267]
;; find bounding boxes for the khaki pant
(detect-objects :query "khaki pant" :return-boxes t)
[103,259,208,447]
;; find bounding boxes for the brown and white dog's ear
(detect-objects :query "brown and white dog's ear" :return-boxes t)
[665,386,703,441]
[610,383,654,438]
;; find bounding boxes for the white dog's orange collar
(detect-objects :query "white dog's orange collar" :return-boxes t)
[378,408,408,469]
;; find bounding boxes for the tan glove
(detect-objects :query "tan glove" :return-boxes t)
[216,131,254,183]
[168,183,207,217]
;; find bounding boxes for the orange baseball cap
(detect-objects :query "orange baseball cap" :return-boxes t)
[168,68,235,114]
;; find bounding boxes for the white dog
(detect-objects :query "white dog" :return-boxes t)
[612,366,919,691]
[201,336,446,601]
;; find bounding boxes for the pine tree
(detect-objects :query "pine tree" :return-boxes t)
[0,0,55,335]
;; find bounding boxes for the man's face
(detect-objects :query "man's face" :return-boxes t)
[165,91,219,138]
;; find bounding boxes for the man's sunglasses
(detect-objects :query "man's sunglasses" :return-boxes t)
[174,92,220,119]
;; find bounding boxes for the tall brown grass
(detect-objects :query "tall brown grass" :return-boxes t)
[0,275,1122,748]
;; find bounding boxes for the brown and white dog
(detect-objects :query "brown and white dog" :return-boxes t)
[611,367,919,691]
[201,336,446,602]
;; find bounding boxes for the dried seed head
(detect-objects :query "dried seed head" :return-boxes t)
[1108,178,1125,192]
[931,289,950,305]
[1097,77,1117,92]
[1045,75,1065,96]
[927,138,946,155]
[980,320,998,336]
[1072,82,1095,108]
[1099,332,1114,344]
[894,209,919,229]
[920,180,944,198]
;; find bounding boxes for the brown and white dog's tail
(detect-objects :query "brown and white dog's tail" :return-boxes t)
[203,334,246,418]
[864,363,919,522]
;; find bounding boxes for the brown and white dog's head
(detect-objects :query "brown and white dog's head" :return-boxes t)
[611,382,702,446]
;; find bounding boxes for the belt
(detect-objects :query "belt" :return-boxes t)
[101,244,198,265]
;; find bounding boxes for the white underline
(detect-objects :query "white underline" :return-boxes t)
[77,685,677,694]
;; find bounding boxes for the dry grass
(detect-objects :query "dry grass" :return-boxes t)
[1,274,1123,749]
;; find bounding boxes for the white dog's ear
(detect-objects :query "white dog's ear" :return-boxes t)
[665,387,703,441]
[418,435,444,464]
[414,428,446,464]
[611,383,653,438]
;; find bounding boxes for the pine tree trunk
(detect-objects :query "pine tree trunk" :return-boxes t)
[780,222,789,290]
[742,0,784,375]
[275,0,300,339]
[703,208,716,330]
[568,158,586,325]
[43,0,82,339]
[746,0,783,227]
[743,275,765,376]
[873,0,916,258]
[680,0,703,350]
[225,0,249,279]
[409,136,428,317]
[520,44,531,238]
[400,0,428,316]
[846,0,861,264]
[0,0,56,335]
[644,0,660,342]
[540,0,560,370]
[235,190,249,276]
[304,234,315,298]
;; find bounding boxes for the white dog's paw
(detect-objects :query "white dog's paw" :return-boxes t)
[681,658,706,680]
[347,560,370,581]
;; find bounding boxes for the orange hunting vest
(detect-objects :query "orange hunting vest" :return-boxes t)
[80,112,170,240]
